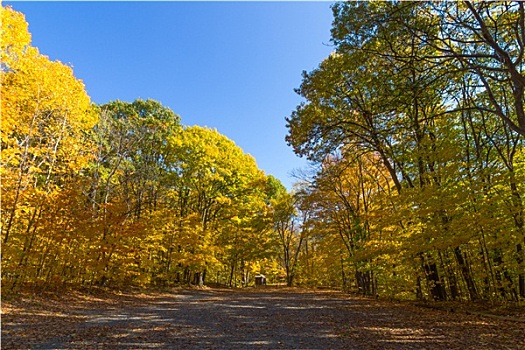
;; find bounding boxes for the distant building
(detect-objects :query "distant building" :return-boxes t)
[255,274,266,286]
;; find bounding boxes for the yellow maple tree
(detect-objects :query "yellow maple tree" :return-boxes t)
[1,6,97,291]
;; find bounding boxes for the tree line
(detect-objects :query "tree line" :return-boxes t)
[2,2,525,303]
[285,1,525,301]
[1,6,290,292]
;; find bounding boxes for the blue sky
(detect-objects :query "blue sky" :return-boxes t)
[6,1,334,189]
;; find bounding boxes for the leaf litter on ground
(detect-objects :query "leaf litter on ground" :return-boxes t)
[2,287,524,350]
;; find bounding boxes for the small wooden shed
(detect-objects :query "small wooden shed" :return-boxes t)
[254,274,266,286]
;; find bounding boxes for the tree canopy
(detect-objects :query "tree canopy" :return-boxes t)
[286,1,525,301]
[1,6,284,292]
[2,2,524,303]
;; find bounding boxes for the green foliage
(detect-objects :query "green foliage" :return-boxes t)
[285,1,525,301]
[4,2,524,303]
[0,6,280,292]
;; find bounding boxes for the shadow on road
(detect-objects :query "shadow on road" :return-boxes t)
[3,289,523,349]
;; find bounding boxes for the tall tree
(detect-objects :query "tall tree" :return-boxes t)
[286,1,525,301]
[1,6,97,291]
[83,99,181,286]
[162,126,271,286]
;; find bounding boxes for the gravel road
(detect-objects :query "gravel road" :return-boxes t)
[3,288,524,349]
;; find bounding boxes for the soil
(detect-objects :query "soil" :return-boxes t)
[2,288,524,349]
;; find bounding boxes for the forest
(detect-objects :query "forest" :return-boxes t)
[2,1,525,304]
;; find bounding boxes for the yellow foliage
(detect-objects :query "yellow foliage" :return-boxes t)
[1,5,98,291]
[1,6,97,161]
[0,6,31,59]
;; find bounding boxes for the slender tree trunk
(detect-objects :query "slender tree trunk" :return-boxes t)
[440,251,459,300]
[420,254,447,301]
[509,178,525,299]
[229,262,235,288]
[453,247,478,300]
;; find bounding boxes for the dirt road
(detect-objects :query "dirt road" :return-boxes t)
[2,288,524,349]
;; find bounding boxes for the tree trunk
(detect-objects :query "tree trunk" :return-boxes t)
[421,254,447,301]
[453,247,478,300]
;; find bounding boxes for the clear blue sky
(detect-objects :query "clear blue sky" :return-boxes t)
[6,1,334,189]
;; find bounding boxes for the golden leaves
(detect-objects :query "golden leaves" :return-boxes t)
[0,6,31,61]
[1,5,99,292]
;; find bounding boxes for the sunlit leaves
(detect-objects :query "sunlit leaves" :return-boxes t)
[1,5,281,293]
[286,1,525,301]
[0,5,100,292]
[161,126,273,286]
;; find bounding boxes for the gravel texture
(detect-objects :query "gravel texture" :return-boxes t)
[2,288,524,349]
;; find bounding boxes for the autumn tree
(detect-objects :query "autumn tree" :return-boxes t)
[159,126,273,287]
[286,1,525,301]
[269,180,305,286]
[0,5,290,294]
[1,6,97,291]
[79,99,182,287]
